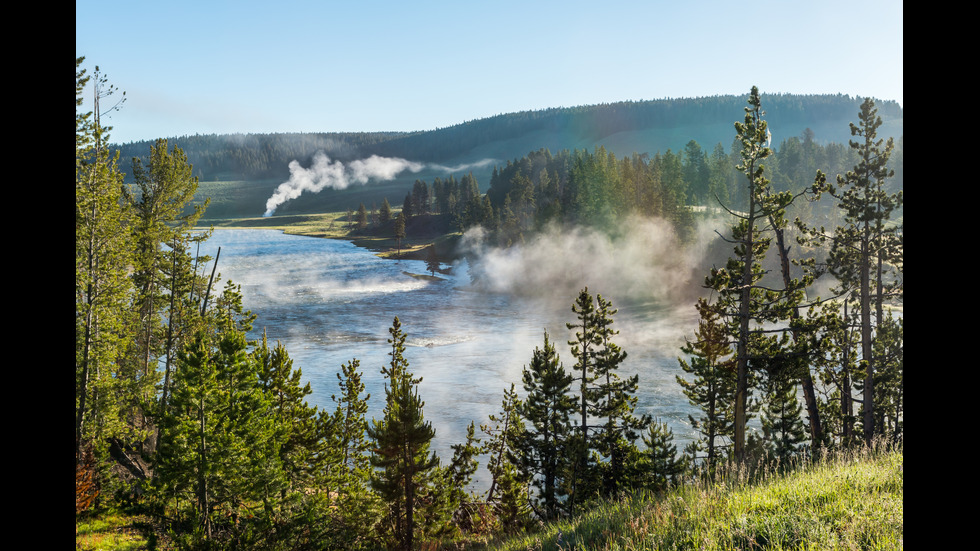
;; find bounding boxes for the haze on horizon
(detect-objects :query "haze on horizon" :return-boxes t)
[76,0,903,145]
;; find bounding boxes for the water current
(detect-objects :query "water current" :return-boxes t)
[198,228,702,492]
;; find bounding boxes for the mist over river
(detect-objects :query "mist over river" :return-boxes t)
[199,227,708,492]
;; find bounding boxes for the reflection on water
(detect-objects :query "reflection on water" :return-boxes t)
[199,229,700,492]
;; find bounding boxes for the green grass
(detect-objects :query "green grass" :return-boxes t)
[76,445,902,550]
[205,210,351,237]
[203,210,464,261]
[486,444,902,551]
[75,509,164,551]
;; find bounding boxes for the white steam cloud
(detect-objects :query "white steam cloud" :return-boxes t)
[458,215,726,308]
[264,152,424,217]
[263,151,497,217]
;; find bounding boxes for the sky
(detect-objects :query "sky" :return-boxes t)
[76,0,903,145]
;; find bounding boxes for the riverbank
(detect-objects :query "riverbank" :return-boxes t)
[202,210,464,262]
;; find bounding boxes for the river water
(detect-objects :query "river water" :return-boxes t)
[198,228,702,491]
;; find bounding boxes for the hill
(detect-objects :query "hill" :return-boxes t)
[112,94,903,221]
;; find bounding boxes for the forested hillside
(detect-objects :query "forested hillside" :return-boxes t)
[113,94,902,220]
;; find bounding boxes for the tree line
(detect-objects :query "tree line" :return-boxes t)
[78,55,902,549]
[384,125,901,253]
[112,93,901,184]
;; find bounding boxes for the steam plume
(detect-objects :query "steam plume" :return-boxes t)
[263,152,424,217]
[458,215,726,308]
[262,152,498,217]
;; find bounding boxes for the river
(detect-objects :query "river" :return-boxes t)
[198,228,703,492]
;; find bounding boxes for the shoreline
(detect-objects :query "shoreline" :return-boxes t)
[199,215,462,263]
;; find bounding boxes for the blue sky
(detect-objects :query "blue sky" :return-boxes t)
[76,0,903,145]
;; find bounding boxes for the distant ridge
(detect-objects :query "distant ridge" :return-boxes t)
[113,94,902,219]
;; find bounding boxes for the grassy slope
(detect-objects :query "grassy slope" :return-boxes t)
[485,445,903,551]
[76,446,902,550]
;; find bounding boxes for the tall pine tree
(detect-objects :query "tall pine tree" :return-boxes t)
[676,298,737,470]
[813,97,902,445]
[590,293,650,496]
[516,331,575,520]
[367,317,442,550]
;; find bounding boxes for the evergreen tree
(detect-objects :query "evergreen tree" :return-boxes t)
[76,60,136,488]
[402,192,414,220]
[760,372,807,461]
[589,293,650,496]
[563,288,649,503]
[367,317,442,551]
[331,358,372,494]
[325,357,379,548]
[412,179,430,216]
[356,202,368,231]
[380,197,392,225]
[704,87,800,462]
[872,313,903,442]
[154,282,281,542]
[480,383,530,533]
[123,138,206,453]
[637,420,686,493]
[683,139,710,205]
[445,421,481,532]
[811,300,861,446]
[156,231,213,447]
[516,331,575,520]
[253,334,327,501]
[425,246,440,276]
[813,98,903,445]
[676,298,737,470]
[394,211,406,258]
[565,287,599,512]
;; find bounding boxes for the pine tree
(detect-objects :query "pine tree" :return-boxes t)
[356,202,368,231]
[517,331,575,520]
[480,383,530,532]
[380,197,392,225]
[814,98,903,445]
[811,300,861,446]
[124,138,206,452]
[445,421,481,532]
[425,246,440,276]
[565,287,599,512]
[156,231,212,446]
[872,313,903,442]
[76,60,136,484]
[154,283,280,542]
[402,192,414,219]
[253,333,327,501]
[638,420,686,492]
[590,293,650,496]
[367,317,441,551]
[394,211,406,258]
[323,357,379,547]
[704,87,800,462]
[676,298,737,470]
[760,371,807,461]
[331,358,372,495]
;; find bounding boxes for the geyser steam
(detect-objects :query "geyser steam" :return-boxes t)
[459,215,725,307]
[262,152,498,217]
[263,152,424,217]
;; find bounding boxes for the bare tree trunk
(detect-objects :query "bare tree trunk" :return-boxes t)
[860,228,874,446]
[771,223,822,448]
